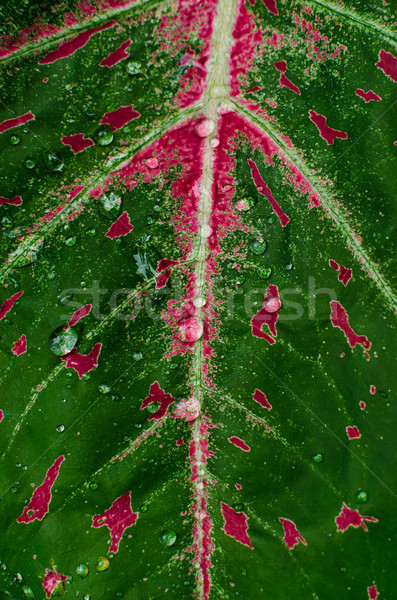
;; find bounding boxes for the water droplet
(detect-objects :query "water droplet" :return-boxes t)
[285,262,293,271]
[145,157,158,169]
[45,152,64,172]
[24,157,36,170]
[96,556,110,572]
[250,240,267,255]
[179,316,203,342]
[16,462,21,468]
[267,213,276,224]
[56,424,65,433]
[22,586,35,598]
[194,118,215,138]
[140,504,148,513]
[76,564,89,578]
[378,390,388,399]
[241,570,247,576]
[13,572,23,583]
[200,224,212,238]
[211,138,219,147]
[0,561,7,571]
[147,215,156,225]
[159,530,177,546]
[125,61,142,75]
[234,274,246,285]
[48,326,79,356]
[193,296,206,308]
[90,482,98,490]
[112,394,121,402]
[1,215,14,229]
[98,382,111,395]
[65,383,72,390]
[58,291,74,306]
[258,266,272,280]
[10,486,18,494]
[99,192,122,218]
[232,503,244,512]
[133,351,143,361]
[65,236,77,247]
[47,272,56,280]
[147,402,160,414]
[87,228,96,237]
[236,197,256,212]
[312,453,323,463]
[9,134,20,145]
[94,125,114,146]
[153,204,162,212]
[83,595,91,600]
[340,566,347,573]
[355,490,368,503]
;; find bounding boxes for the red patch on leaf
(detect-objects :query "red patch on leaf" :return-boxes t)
[262,0,278,15]
[335,503,378,532]
[251,285,281,344]
[0,410,3,422]
[0,195,22,206]
[42,569,67,599]
[346,425,361,439]
[356,89,381,102]
[0,111,34,134]
[279,518,307,550]
[65,304,92,330]
[221,502,253,548]
[253,388,272,410]
[12,334,27,356]
[99,105,140,131]
[156,259,178,289]
[229,436,250,451]
[105,211,133,238]
[92,491,138,553]
[61,133,94,153]
[330,301,371,352]
[368,585,379,600]
[61,342,102,379]
[274,61,300,94]
[17,455,65,523]
[140,381,175,420]
[309,110,348,144]
[376,49,397,82]
[39,22,115,64]
[100,39,131,67]
[0,291,23,320]
[328,260,352,285]
[248,158,290,226]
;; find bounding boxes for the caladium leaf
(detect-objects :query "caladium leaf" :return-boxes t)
[0,0,396,598]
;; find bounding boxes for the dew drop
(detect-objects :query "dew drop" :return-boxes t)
[22,586,35,598]
[179,316,203,342]
[285,262,293,271]
[140,504,148,513]
[378,390,388,399]
[45,152,64,172]
[47,272,56,280]
[159,530,177,546]
[145,157,158,169]
[56,424,65,433]
[10,486,18,493]
[232,503,244,512]
[87,228,96,237]
[236,197,256,212]
[13,573,23,584]
[147,402,160,414]
[58,291,74,306]
[312,453,324,463]
[83,595,91,600]
[193,296,206,308]
[200,224,212,238]
[125,61,142,75]
[263,295,281,313]
[94,125,114,146]
[16,462,22,468]
[98,382,111,395]
[96,556,110,572]
[147,215,156,225]
[76,564,89,578]
[98,192,122,217]
[210,138,219,147]
[48,326,79,356]
[90,482,98,490]
[355,490,368,503]
[133,351,143,361]
[194,118,215,138]
[9,134,21,146]
[153,204,162,212]
[250,239,267,255]
[0,561,7,571]
[267,213,276,224]
[112,394,121,402]
[24,157,36,170]
[65,236,77,247]
[258,266,272,280]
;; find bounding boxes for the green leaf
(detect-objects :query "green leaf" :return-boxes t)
[0,0,396,599]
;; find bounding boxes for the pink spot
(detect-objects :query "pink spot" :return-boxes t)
[235,483,242,490]
[229,436,250,451]
[42,569,67,599]
[274,61,300,94]
[253,388,272,410]
[251,285,281,344]
[262,0,278,15]
[356,89,381,102]
[17,456,65,523]
[0,410,3,422]
[105,211,133,239]
[0,195,22,206]
[309,110,348,145]
[221,502,253,549]
[61,342,101,379]
[329,259,339,271]
[12,334,27,356]
[156,259,178,289]
[335,503,378,532]
[279,518,307,550]
[99,105,140,131]
[0,111,34,134]
[370,385,376,394]
[145,157,159,169]
[0,291,23,320]
[329,260,352,285]
[330,301,371,352]
[39,22,115,64]
[247,159,290,226]
[360,401,366,410]
[100,39,131,67]
[140,381,175,420]
[176,438,184,445]
[61,133,93,154]
[65,304,92,330]
[92,491,138,553]
[346,425,361,439]
[368,585,379,600]
[376,49,397,82]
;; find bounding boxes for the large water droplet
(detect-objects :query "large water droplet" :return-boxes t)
[45,152,64,172]
[258,266,272,280]
[355,490,368,503]
[9,134,20,145]
[48,326,79,356]
[193,296,206,308]
[94,125,114,146]
[96,556,110,572]
[147,402,160,414]
[76,564,89,578]
[125,61,142,75]
[236,197,256,212]
[312,453,324,463]
[179,317,203,342]
[200,224,212,238]
[99,192,122,218]
[24,157,36,170]
[159,530,177,546]
[250,239,267,255]
[98,382,111,394]
[194,119,215,138]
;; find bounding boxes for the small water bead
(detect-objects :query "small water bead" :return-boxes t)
[194,118,215,138]
[45,153,64,172]
[125,61,142,75]
[312,453,324,463]
[13,573,23,584]
[193,296,206,308]
[16,462,22,468]
[236,197,256,212]
[258,266,272,280]
[153,204,162,212]
[340,566,347,573]
[145,157,158,169]
[49,326,79,356]
[94,125,114,146]
[0,561,7,571]
[83,595,91,600]
[10,487,18,494]
[87,228,96,237]
[76,564,89,578]
[9,134,20,145]
[140,504,148,513]
[232,503,244,512]
[133,351,143,361]
[200,224,212,238]
[147,215,156,225]
[22,586,35,598]
[250,240,267,255]
[58,291,74,306]
[112,394,121,402]
[90,482,99,490]
[24,157,36,169]
[355,490,368,503]
[22,465,28,470]
[147,402,160,414]
[210,138,219,148]
[65,236,77,247]
[65,383,72,389]
[47,272,56,280]
[23,127,29,134]
[267,213,277,224]
[159,530,177,546]
[56,424,65,433]
[96,556,110,572]
[98,382,111,394]
[285,262,293,271]
[135,422,142,428]
[378,390,388,399]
